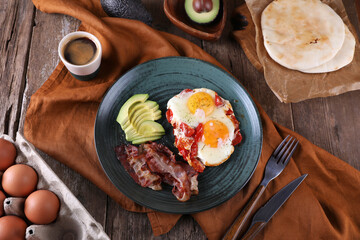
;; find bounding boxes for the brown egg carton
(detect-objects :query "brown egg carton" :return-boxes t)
[0,133,110,240]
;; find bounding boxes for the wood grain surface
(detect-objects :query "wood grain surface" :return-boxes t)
[0,0,359,239]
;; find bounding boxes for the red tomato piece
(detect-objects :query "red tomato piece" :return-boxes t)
[180,122,195,137]
[179,149,188,158]
[166,109,173,123]
[232,129,243,146]
[181,89,193,94]
[215,93,223,107]
[194,123,203,142]
[190,142,198,158]
[226,109,234,115]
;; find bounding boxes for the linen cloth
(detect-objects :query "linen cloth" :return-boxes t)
[24,0,360,239]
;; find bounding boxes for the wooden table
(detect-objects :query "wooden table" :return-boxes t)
[1,0,359,239]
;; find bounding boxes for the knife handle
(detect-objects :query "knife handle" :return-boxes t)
[241,222,267,240]
[222,185,266,240]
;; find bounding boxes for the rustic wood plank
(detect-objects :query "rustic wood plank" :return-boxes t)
[343,0,360,37]
[19,8,108,228]
[291,3,360,171]
[292,93,360,170]
[3,1,359,240]
[0,0,35,138]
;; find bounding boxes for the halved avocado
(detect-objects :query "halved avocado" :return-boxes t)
[185,0,220,24]
[116,94,148,126]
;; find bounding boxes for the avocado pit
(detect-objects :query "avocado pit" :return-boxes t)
[193,0,213,13]
[185,0,220,24]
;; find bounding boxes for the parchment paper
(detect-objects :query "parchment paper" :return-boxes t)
[244,0,360,103]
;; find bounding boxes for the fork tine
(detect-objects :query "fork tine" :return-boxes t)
[275,136,293,160]
[273,135,290,156]
[280,139,299,165]
[278,138,296,163]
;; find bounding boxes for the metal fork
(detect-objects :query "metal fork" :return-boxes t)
[222,135,299,240]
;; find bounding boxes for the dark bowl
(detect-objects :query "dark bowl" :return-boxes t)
[164,0,226,41]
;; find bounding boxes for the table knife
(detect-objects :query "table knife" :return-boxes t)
[241,174,308,240]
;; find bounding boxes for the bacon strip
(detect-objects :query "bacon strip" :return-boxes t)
[143,143,198,202]
[114,145,162,191]
[115,143,199,202]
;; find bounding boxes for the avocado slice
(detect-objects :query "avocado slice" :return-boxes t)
[126,127,164,142]
[128,131,164,142]
[132,110,161,129]
[121,101,158,129]
[117,94,165,144]
[116,94,149,127]
[124,128,140,141]
[138,120,165,135]
[125,120,165,142]
[128,101,158,119]
[185,0,220,24]
[131,135,163,145]
[123,109,161,133]
[128,101,159,125]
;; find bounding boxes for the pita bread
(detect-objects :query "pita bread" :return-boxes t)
[261,0,345,70]
[300,25,355,73]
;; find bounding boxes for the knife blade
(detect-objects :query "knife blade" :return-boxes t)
[241,174,308,240]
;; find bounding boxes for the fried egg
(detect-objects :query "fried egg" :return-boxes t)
[167,88,238,167]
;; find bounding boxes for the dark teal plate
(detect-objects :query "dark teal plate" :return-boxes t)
[95,57,262,214]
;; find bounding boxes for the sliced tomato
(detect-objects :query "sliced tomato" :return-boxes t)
[194,123,203,142]
[180,122,195,137]
[226,109,234,115]
[166,109,173,123]
[181,89,193,94]
[190,142,198,158]
[215,93,223,107]
[232,129,243,146]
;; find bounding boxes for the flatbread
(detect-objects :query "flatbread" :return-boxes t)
[300,25,355,73]
[261,0,345,70]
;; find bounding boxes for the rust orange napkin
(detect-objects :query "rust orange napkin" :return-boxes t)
[24,0,360,239]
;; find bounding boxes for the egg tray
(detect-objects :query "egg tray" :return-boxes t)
[0,133,110,240]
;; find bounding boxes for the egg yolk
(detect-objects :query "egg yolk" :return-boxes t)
[187,92,215,116]
[203,120,229,148]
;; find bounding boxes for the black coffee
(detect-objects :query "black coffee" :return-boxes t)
[64,37,97,65]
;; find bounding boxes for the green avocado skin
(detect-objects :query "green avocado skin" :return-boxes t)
[101,0,152,25]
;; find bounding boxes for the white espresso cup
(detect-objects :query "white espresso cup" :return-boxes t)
[58,31,102,81]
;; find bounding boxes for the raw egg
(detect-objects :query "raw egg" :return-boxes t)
[25,190,60,224]
[0,215,27,240]
[0,138,16,171]
[0,191,5,217]
[2,164,38,197]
